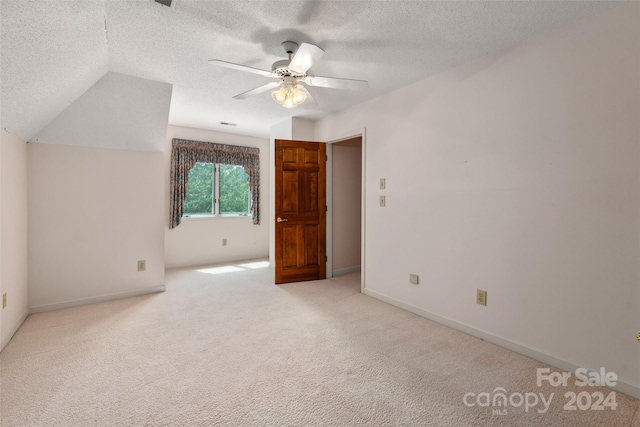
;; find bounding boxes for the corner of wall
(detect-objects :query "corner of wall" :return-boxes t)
[0,129,29,352]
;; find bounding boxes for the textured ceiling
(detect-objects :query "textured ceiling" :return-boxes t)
[0,0,625,142]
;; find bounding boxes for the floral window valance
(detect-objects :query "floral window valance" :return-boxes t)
[169,138,260,228]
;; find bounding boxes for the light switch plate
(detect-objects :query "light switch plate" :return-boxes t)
[380,178,386,190]
[380,195,386,207]
[409,274,419,285]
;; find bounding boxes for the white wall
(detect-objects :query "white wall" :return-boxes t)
[315,4,640,397]
[23,69,170,313]
[28,144,165,312]
[291,118,315,142]
[164,125,269,268]
[1,129,3,342]
[0,129,28,350]
[332,138,362,273]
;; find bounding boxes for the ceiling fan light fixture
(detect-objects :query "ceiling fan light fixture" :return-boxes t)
[292,88,306,104]
[272,87,287,104]
[271,80,306,108]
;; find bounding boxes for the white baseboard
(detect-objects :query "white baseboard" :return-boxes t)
[29,285,166,314]
[333,266,361,276]
[363,288,640,400]
[0,308,29,353]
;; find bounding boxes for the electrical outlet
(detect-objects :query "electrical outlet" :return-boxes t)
[2,293,6,309]
[380,195,386,207]
[137,260,146,272]
[477,289,487,306]
[222,238,227,246]
[380,178,386,190]
[409,274,419,285]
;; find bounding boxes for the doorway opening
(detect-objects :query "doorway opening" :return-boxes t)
[327,133,365,293]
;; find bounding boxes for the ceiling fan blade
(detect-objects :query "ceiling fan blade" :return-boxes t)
[288,43,324,74]
[233,81,281,99]
[208,59,274,77]
[303,75,368,91]
[297,85,318,109]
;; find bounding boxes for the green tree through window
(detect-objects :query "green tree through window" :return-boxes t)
[183,162,250,216]
[183,163,213,214]
[219,164,249,214]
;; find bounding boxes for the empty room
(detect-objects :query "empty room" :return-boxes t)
[1,1,639,425]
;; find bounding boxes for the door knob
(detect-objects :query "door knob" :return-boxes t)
[276,217,288,222]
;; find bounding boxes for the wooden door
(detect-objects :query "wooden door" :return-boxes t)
[274,139,326,284]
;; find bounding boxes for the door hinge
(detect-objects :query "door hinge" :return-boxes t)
[325,255,328,262]
[325,206,328,212]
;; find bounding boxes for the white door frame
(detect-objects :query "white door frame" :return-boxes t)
[326,128,366,293]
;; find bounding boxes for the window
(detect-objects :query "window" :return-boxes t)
[183,162,250,217]
[169,138,260,228]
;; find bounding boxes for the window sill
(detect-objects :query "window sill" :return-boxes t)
[182,214,251,222]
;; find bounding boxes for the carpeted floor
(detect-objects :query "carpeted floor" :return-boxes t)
[1,259,638,426]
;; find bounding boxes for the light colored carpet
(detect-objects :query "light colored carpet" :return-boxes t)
[1,259,638,426]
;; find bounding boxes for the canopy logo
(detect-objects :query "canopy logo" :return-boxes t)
[463,388,553,414]
[463,367,618,416]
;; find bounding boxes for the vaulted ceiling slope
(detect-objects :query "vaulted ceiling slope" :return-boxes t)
[0,0,624,143]
[33,72,172,152]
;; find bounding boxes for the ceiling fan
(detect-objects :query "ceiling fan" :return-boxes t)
[208,41,368,109]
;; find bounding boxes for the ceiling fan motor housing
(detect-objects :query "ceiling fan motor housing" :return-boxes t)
[271,41,307,80]
[271,60,306,80]
[271,59,290,72]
